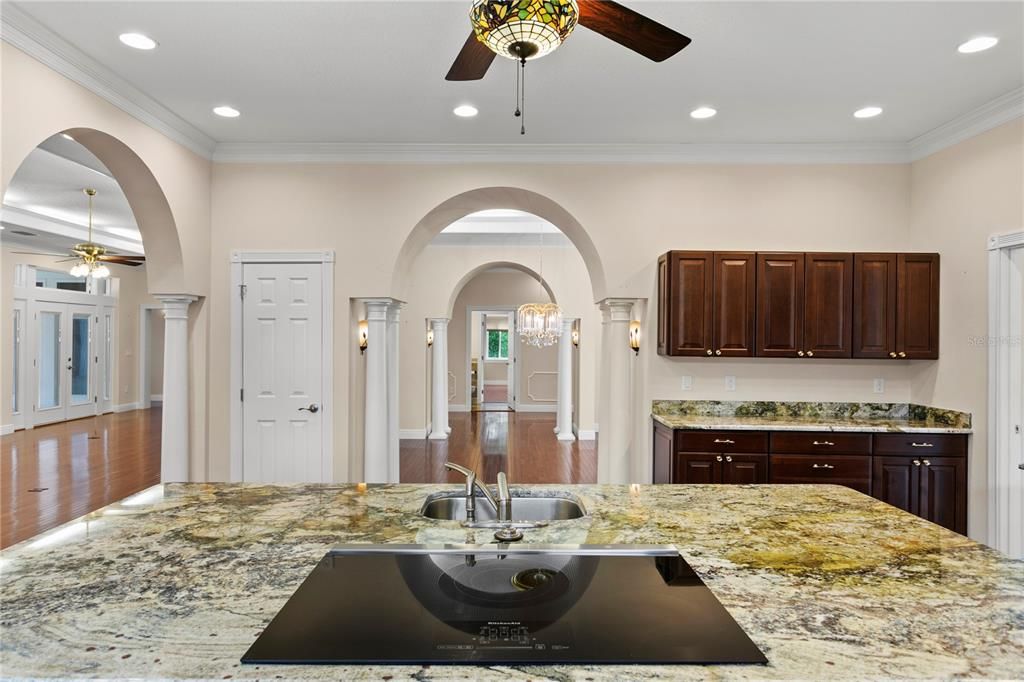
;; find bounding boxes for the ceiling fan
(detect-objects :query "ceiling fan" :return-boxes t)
[446,0,692,81]
[11,188,145,278]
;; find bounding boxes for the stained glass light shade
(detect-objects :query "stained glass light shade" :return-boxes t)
[517,302,563,347]
[471,0,579,60]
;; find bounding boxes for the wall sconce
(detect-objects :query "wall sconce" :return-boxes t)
[629,320,641,355]
[358,319,368,355]
[426,328,434,347]
[571,321,580,347]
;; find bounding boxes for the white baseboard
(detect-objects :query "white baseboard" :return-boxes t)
[149,394,163,402]
[576,429,598,440]
[515,404,557,413]
[0,424,14,436]
[113,402,141,413]
[399,428,427,439]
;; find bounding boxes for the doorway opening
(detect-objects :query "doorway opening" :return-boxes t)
[471,309,516,411]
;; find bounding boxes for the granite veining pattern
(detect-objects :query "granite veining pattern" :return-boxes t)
[2,483,1021,681]
[652,400,973,433]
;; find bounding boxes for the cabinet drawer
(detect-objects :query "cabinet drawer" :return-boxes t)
[873,433,967,457]
[770,454,871,494]
[770,432,871,455]
[676,431,768,453]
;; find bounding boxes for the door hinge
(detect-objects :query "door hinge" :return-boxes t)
[240,388,244,402]
[240,284,247,299]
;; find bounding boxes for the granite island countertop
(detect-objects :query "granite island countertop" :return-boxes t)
[652,400,973,434]
[2,483,1021,681]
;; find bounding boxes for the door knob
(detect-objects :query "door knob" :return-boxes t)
[298,404,320,413]
[716,455,723,462]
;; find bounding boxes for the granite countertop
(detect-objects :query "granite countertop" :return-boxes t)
[651,400,973,434]
[2,483,1021,680]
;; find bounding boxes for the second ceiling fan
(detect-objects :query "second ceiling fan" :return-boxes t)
[446,0,692,81]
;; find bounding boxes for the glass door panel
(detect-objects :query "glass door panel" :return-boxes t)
[70,313,91,404]
[38,310,62,411]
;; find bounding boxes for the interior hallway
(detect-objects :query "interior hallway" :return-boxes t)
[1,408,161,549]
[400,411,597,485]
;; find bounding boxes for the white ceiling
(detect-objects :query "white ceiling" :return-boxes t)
[11,1,1023,146]
[436,209,570,246]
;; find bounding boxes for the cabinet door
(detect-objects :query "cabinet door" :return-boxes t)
[853,253,897,358]
[897,253,940,359]
[919,457,966,534]
[713,252,756,357]
[659,251,714,356]
[653,423,675,483]
[804,253,853,358]
[676,453,720,483]
[756,253,804,357]
[721,454,768,484]
[872,456,919,514]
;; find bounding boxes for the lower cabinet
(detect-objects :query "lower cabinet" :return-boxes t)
[653,423,968,534]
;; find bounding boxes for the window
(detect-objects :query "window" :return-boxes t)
[486,329,509,360]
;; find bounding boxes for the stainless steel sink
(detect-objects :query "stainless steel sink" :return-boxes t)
[421,493,586,522]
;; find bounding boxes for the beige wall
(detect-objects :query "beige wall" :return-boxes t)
[0,243,160,427]
[908,119,1024,540]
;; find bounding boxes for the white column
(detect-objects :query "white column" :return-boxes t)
[156,295,197,482]
[386,302,402,483]
[363,300,390,482]
[429,318,449,440]
[598,299,635,483]
[556,317,576,441]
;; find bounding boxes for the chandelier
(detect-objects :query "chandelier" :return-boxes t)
[470,0,579,62]
[69,188,111,279]
[517,302,562,348]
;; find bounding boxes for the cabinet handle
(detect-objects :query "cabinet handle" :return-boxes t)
[812,440,835,446]
[725,455,733,462]
[910,442,934,448]
[706,349,713,356]
[811,463,835,470]
[898,351,907,358]
[913,459,921,466]
[713,439,735,444]
[806,350,814,357]
[715,349,722,356]
[889,352,897,358]
[797,350,805,357]
[716,455,723,462]
[923,459,931,467]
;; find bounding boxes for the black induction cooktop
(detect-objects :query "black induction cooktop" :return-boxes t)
[241,544,767,666]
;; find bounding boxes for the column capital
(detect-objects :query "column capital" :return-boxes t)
[386,302,403,323]
[429,317,450,329]
[598,298,636,323]
[155,294,198,320]
[560,317,577,332]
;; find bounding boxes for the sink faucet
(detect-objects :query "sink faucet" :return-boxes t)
[443,462,523,541]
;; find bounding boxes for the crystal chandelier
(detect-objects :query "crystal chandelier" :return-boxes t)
[69,188,111,279]
[516,228,562,347]
[470,0,579,62]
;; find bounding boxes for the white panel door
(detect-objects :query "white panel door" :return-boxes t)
[65,303,96,420]
[1007,246,1023,558]
[242,263,325,482]
[31,301,66,426]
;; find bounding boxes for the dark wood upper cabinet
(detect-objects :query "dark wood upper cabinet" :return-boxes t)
[657,251,713,356]
[898,253,940,359]
[713,252,756,357]
[756,253,804,357]
[853,253,898,358]
[804,253,853,357]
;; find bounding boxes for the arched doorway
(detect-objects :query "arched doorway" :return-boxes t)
[1,128,192,547]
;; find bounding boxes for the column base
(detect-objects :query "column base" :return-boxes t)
[429,431,449,440]
[445,426,452,434]
[557,431,577,441]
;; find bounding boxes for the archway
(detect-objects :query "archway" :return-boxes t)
[446,260,557,319]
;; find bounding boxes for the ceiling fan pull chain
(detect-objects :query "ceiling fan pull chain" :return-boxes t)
[520,57,526,136]
[514,58,521,118]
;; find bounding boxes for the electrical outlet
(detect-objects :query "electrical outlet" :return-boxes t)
[873,378,885,394]
[681,375,693,391]
[725,375,736,391]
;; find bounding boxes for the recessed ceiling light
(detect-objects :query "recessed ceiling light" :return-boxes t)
[453,104,479,118]
[958,36,999,54]
[61,133,75,141]
[690,106,717,119]
[853,106,883,119]
[118,32,157,50]
[213,105,241,118]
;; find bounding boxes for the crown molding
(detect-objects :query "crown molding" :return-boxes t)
[1,4,216,159]
[908,86,1024,161]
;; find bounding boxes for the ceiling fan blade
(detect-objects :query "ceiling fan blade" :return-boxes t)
[101,253,146,260]
[99,255,145,266]
[10,251,72,257]
[577,0,691,62]
[446,32,497,81]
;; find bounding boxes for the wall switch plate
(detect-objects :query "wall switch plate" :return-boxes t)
[681,375,693,391]
[725,375,737,391]
[873,378,885,394]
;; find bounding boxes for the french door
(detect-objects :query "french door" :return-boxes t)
[31,301,97,425]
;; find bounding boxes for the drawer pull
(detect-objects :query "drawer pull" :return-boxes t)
[913,459,921,466]
[716,455,723,462]
[725,455,733,463]
[812,440,835,446]
[713,438,735,445]
[923,459,931,467]
[910,442,934,448]
[811,463,835,470]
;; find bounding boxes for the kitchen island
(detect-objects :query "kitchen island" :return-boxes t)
[1,483,1021,680]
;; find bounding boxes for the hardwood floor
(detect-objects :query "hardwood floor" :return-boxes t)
[1,408,161,549]
[400,411,597,485]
